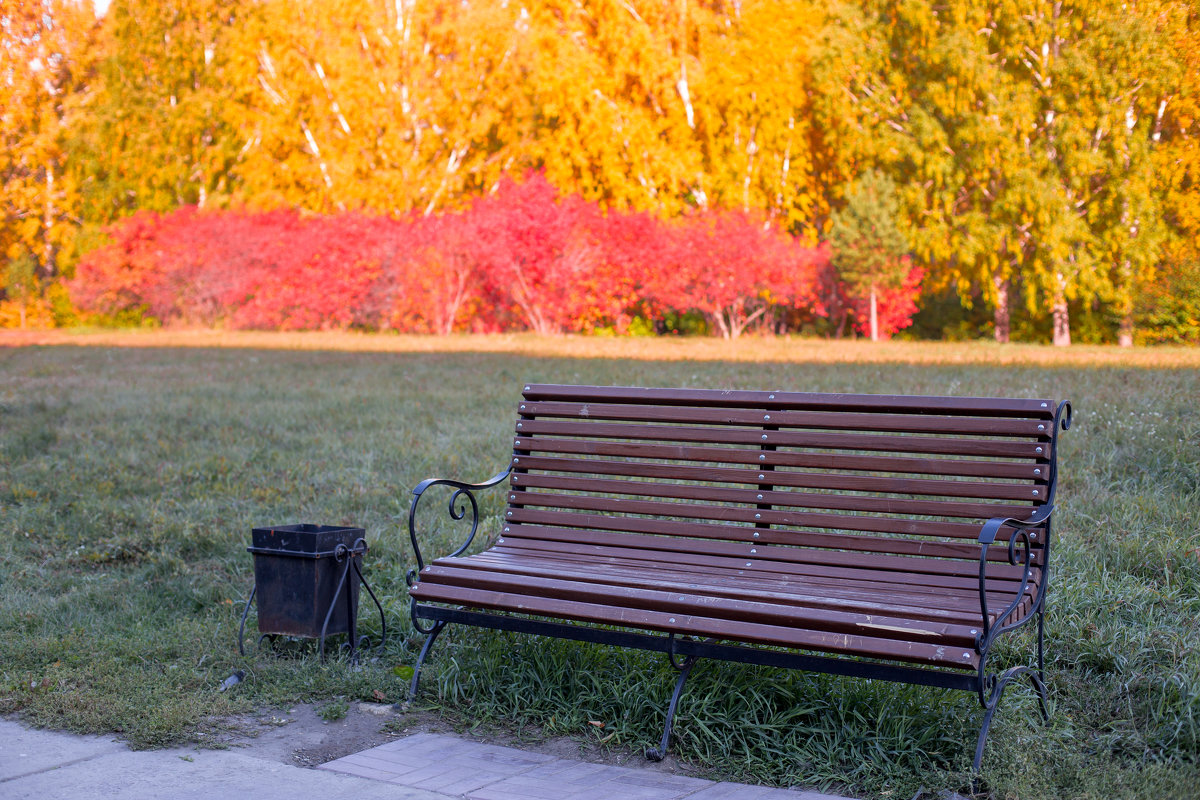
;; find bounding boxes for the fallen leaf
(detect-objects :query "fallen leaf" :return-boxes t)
[588,720,604,728]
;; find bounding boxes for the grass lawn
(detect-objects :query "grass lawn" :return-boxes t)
[1,331,1197,799]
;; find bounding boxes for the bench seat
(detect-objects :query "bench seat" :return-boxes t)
[414,537,1039,670]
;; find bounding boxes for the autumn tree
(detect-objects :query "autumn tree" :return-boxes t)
[828,171,909,341]
[1154,3,1200,297]
[871,0,1183,344]
[0,0,93,292]
[70,0,246,221]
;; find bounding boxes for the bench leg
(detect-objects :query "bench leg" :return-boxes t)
[1035,608,1050,722]
[972,664,1050,773]
[645,657,699,761]
[404,620,447,705]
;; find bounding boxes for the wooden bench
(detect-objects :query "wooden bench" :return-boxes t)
[403,384,1071,771]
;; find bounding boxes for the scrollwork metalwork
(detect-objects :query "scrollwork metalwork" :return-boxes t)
[406,467,511,635]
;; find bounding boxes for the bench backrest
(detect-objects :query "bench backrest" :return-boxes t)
[504,385,1060,566]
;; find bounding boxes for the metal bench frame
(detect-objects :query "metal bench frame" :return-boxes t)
[401,385,1071,772]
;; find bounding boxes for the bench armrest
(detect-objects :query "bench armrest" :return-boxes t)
[406,466,512,586]
[977,505,1054,545]
[976,506,1054,651]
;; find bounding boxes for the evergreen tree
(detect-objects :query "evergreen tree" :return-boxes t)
[828,170,909,341]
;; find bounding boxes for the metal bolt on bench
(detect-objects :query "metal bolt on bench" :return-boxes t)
[238,524,386,661]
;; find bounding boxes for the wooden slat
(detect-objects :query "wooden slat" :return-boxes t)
[463,548,1029,617]
[512,455,1043,504]
[510,473,1035,520]
[522,384,1055,419]
[507,494,986,539]
[512,440,1046,482]
[515,420,1047,460]
[519,401,1051,438]
[486,541,1035,625]
[418,564,980,645]
[496,525,1032,580]
[492,537,1036,597]
[408,581,982,668]
[499,521,1043,565]
[453,551,1009,624]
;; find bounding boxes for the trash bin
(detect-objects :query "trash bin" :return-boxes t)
[237,523,384,660]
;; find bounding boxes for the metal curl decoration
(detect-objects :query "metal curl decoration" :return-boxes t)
[445,489,480,558]
[977,524,1041,641]
[978,529,1036,650]
[1044,400,1072,506]
[406,468,511,635]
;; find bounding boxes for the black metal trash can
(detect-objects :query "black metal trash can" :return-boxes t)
[237,523,385,660]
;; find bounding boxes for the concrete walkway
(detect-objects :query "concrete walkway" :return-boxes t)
[1,719,850,800]
[320,732,841,800]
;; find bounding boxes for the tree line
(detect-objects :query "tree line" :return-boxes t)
[2,0,1197,343]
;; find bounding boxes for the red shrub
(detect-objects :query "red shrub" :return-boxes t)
[651,211,826,338]
[814,256,924,339]
[72,175,854,337]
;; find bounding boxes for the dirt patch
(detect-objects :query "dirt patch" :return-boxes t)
[212,702,699,777]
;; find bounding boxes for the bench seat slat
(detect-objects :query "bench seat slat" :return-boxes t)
[500,522,1042,565]
[519,401,1051,438]
[498,525,1033,581]
[523,384,1054,419]
[409,581,982,669]
[513,441,1045,482]
[507,495,987,539]
[494,538,1036,600]
[511,473,1036,520]
[418,563,982,646]
[465,548,1028,617]
[516,420,1046,460]
[487,541,1034,625]
[445,552,1017,624]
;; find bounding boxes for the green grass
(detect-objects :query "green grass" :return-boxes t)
[1,335,1198,798]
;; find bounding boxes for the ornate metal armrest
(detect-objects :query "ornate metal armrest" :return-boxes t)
[977,506,1053,545]
[975,398,1071,651]
[975,507,1054,651]
[405,467,512,589]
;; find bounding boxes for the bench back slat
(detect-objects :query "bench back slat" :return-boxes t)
[516,420,1047,460]
[509,496,984,538]
[521,385,1055,418]
[508,385,1058,562]
[513,467,1037,508]
[514,442,1044,482]
[511,474,1031,520]
[519,401,1050,438]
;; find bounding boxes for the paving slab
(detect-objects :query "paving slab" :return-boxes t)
[0,719,445,800]
[1,746,449,800]
[688,781,844,800]
[0,721,125,782]
[322,733,855,800]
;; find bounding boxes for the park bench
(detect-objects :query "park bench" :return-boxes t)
[404,384,1071,772]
